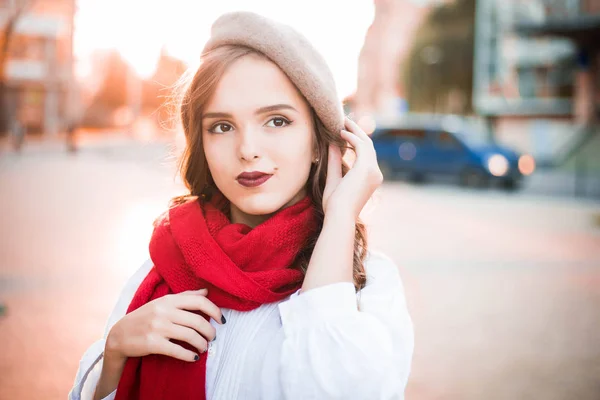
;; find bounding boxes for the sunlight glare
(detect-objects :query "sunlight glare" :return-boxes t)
[115,202,164,276]
[74,0,374,98]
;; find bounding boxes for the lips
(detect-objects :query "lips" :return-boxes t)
[236,171,273,188]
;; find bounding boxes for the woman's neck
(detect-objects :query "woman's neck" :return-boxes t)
[230,207,274,228]
[229,189,307,228]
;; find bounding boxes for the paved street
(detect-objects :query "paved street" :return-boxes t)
[0,139,599,399]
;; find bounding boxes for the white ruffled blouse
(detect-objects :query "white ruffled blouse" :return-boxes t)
[69,251,414,400]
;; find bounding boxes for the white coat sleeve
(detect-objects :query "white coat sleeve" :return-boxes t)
[68,259,154,400]
[277,251,414,400]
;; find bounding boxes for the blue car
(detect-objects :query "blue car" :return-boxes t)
[371,115,535,190]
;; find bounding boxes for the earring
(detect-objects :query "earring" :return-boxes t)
[313,157,319,164]
[200,183,214,201]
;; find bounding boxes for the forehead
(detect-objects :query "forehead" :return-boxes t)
[205,54,309,113]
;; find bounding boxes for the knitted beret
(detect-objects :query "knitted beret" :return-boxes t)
[202,11,344,134]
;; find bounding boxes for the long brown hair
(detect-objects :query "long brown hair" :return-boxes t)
[171,45,367,291]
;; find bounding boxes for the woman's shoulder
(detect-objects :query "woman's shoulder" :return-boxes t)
[364,250,400,278]
[362,250,405,293]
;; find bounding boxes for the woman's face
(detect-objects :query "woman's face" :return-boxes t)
[201,54,316,226]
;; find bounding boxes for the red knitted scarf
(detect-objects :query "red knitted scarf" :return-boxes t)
[114,195,318,400]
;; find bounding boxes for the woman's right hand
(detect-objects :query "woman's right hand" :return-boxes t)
[105,288,224,364]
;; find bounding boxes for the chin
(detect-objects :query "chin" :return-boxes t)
[232,191,290,216]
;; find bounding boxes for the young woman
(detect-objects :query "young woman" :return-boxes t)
[70,11,414,400]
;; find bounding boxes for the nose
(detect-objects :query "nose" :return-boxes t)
[237,126,261,162]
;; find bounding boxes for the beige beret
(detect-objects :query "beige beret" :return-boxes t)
[202,11,344,134]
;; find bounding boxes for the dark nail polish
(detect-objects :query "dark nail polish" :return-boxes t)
[213,334,217,341]
[221,315,227,324]
[194,354,199,361]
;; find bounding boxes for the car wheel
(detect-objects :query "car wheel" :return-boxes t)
[408,171,426,184]
[501,178,520,191]
[460,168,488,188]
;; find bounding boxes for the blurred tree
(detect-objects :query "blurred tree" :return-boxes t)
[403,0,476,114]
[142,48,187,111]
[142,48,188,129]
[81,50,131,127]
[93,50,130,109]
[0,0,34,134]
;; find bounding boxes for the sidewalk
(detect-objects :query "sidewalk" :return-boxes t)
[0,128,181,173]
[523,168,600,200]
[0,127,171,152]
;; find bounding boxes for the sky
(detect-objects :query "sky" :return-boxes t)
[73,0,375,99]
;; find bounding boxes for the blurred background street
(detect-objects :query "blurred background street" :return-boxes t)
[1,0,600,399]
[1,135,599,399]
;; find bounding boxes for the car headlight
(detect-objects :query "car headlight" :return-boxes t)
[487,154,509,177]
[518,154,536,176]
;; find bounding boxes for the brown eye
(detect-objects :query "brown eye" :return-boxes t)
[266,117,291,128]
[210,123,233,134]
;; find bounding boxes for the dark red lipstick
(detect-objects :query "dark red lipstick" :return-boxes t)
[236,171,273,187]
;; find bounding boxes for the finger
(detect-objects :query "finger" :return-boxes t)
[165,323,209,354]
[326,144,342,189]
[154,337,200,362]
[181,288,208,296]
[171,308,217,341]
[172,294,225,325]
[340,130,362,156]
[344,117,371,142]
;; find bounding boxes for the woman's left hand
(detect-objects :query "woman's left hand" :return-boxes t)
[322,116,383,220]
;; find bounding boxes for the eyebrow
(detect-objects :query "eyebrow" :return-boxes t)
[202,104,298,120]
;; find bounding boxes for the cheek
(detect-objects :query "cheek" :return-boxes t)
[272,137,313,185]
[273,129,313,165]
[203,139,231,179]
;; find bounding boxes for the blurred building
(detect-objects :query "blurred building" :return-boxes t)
[473,0,600,165]
[354,0,445,122]
[0,0,76,134]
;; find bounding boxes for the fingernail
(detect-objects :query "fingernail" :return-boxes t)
[213,334,217,341]
[221,315,227,324]
[194,354,199,361]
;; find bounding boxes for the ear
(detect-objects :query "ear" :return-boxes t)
[312,147,320,164]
